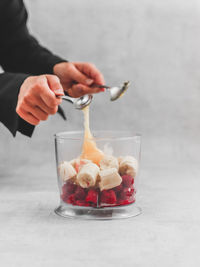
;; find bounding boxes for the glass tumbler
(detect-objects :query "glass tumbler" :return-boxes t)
[54,131,141,220]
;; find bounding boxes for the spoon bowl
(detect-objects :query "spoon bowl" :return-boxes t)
[95,81,130,101]
[74,95,93,109]
[60,94,93,110]
[110,81,130,101]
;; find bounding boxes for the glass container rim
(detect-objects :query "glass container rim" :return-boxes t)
[54,130,141,142]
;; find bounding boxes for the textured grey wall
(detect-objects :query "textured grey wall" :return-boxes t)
[0,0,200,176]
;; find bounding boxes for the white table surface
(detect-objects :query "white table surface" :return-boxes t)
[1,164,200,267]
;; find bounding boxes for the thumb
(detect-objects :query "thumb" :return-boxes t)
[70,64,93,86]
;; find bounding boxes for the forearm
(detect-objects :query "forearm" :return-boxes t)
[1,33,66,75]
[0,0,66,75]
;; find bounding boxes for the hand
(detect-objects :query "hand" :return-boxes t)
[16,75,64,125]
[53,62,105,97]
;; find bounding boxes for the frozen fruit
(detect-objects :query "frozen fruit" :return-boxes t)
[114,183,123,193]
[70,158,91,173]
[101,190,117,204]
[119,187,134,200]
[58,161,77,182]
[75,200,90,207]
[61,183,76,199]
[119,156,138,178]
[122,175,134,187]
[86,189,99,204]
[64,182,77,194]
[77,163,100,188]
[66,194,76,204]
[61,194,68,203]
[75,186,86,200]
[100,155,119,171]
[62,184,68,196]
[99,168,122,191]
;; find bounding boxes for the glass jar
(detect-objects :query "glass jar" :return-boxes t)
[54,131,141,220]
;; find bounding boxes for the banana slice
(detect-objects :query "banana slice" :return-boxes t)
[70,158,91,173]
[119,156,138,178]
[77,162,100,188]
[100,155,119,171]
[58,161,77,182]
[99,168,122,191]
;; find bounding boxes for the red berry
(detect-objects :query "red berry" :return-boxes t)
[119,187,134,201]
[122,175,134,187]
[61,193,68,203]
[66,194,76,204]
[114,183,123,193]
[119,197,136,205]
[61,184,68,196]
[62,181,77,195]
[75,186,86,200]
[86,189,99,204]
[118,200,131,206]
[101,190,117,204]
[75,200,90,207]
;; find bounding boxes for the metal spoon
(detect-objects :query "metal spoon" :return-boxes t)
[59,94,93,110]
[95,81,130,101]
[58,81,130,109]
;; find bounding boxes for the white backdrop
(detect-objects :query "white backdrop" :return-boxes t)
[1,0,200,173]
[1,1,200,266]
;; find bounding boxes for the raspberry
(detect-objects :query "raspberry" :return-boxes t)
[122,175,134,187]
[61,194,68,203]
[61,184,68,196]
[119,187,134,201]
[101,190,116,204]
[114,183,123,193]
[118,199,132,205]
[75,200,90,207]
[66,194,76,204]
[118,196,135,205]
[63,181,77,195]
[75,186,86,200]
[86,189,99,204]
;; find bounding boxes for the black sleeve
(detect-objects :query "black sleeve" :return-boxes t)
[0,72,35,137]
[0,0,67,137]
[0,0,66,75]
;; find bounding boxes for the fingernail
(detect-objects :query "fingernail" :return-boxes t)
[54,89,64,96]
[86,79,93,85]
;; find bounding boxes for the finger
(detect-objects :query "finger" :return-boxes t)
[67,86,84,98]
[68,63,94,86]
[70,84,102,97]
[23,91,59,115]
[74,62,105,85]
[46,75,64,96]
[34,96,59,115]
[28,105,49,121]
[21,102,49,121]
[37,76,61,108]
[16,107,40,125]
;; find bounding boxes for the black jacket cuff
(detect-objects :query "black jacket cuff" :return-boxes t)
[0,72,35,137]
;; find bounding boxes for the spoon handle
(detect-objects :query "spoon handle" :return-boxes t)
[57,95,75,104]
[93,84,110,89]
